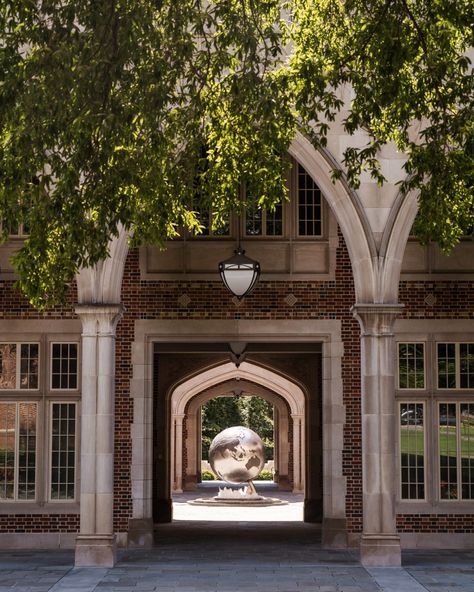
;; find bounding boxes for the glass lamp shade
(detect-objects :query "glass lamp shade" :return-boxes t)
[218,247,261,299]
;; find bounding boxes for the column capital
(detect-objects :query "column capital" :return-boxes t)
[75,304,125,336]
[351,303,404,337]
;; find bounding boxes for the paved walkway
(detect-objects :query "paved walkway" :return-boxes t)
[1,484,473,591]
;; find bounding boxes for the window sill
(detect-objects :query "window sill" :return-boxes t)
[397,501,474,514]
[0,502,80,515]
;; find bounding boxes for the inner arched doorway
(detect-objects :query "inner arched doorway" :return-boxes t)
[171,371,305,495]
[151,343,324,525]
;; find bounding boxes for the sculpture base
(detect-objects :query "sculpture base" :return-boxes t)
[187,496,288,506]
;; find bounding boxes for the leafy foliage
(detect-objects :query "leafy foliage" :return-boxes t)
[0,0,293,307]
[288,0,473,248]
[0,1,472,307]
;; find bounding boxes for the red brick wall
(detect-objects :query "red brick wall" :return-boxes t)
[396,279,474,532]
[1,236,473,538]
[0,514,79,533]
[115,234,362,532]
[397,514,474,533]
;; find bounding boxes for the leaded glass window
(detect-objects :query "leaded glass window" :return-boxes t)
[51,343,78,390]
[439,402,474,500]
[245,194,283,237]
[0,344,39,390]
[398,343,425,389]
[438,343,474,389]
[0,402,37,500]
[400,403,425,499]
[297,163,322,236]
[50,403,76,500]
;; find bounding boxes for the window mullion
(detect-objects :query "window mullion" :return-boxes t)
[456,343,461,389]
[14,403,19,501]
[15,343,21,389]
[457,402,462,499]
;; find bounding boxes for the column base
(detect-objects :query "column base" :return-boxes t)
[75,534,117,567]
[360,534,401,567]
[322,518,348,548]
[128,518,154,548]
[303,498,323,523]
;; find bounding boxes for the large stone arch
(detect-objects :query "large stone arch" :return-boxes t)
[378,189,419,303]
[289,134,377,302]
[170,361,306,493]
[75,135,378,305]
[177,379,295,492]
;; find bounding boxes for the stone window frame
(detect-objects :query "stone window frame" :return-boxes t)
[395,321,474,514]
[0,322,81,514]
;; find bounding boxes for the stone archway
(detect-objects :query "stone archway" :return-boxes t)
[169,361,306,495]
[178,379,295,492]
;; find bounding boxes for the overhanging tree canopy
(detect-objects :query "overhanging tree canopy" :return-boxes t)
[0,0,472,307]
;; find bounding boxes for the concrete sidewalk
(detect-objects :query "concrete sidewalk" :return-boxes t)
[1,545,474,592]
[0,484,473,591]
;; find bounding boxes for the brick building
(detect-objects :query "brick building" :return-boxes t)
[1,134,473,568]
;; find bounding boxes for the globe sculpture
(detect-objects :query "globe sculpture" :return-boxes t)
[209,426,265,484]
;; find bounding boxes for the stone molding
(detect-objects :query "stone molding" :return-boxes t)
[74,304,123,567]
[351,303,404,566]
[352,304,405,336]
[129,319,346,547]
[170,361,306,493]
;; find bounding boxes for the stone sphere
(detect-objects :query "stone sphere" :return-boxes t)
[209,426,265,484]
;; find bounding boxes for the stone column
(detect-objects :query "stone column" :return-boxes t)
[75,304,123,568]
[352,304,403,567]
[173,414,185,493]
[291,413,304,492]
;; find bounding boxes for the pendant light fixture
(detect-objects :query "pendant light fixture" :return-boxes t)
[218,214,261,299]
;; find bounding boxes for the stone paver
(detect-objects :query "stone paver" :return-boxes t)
[0,487,473,591]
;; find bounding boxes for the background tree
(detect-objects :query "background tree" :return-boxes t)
[0,1,472,308]
[201,397,242,460]
[288,0,473,249]
[0,0,294,307]
[239,395,274,460]
[201,395,274,461]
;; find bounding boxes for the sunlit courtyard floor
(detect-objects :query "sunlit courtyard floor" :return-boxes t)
[172,480,303,522]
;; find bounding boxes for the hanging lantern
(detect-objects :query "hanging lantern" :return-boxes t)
[218,247,260,299]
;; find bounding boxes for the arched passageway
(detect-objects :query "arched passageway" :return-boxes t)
[150,343,326,526]
[173,378,300,494]
[170,363,306,498]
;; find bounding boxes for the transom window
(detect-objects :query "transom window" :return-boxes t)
[51,343,78,390]
[0,343,39,390]
[398,343,425,389]
[438,343,474,389]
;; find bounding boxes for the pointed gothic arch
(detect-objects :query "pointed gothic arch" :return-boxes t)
[169,361,306,493]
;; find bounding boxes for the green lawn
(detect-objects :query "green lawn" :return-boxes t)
[400,424,474,458]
